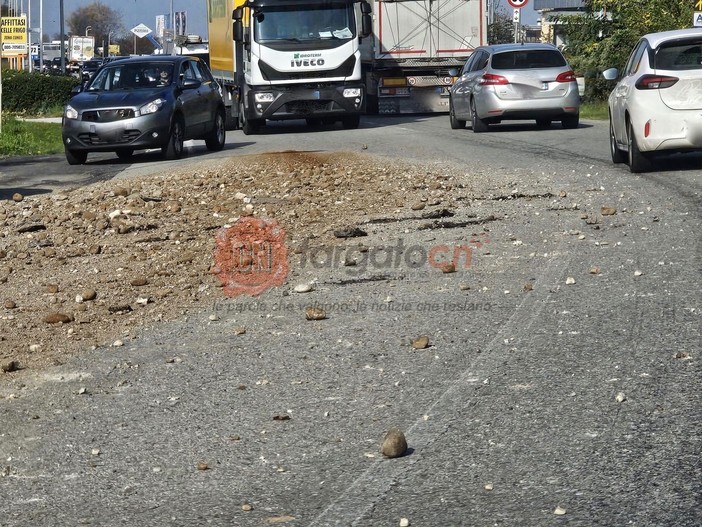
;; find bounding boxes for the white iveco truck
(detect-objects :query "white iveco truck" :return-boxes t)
[207,0,372,134]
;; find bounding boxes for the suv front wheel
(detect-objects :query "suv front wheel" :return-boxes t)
[163,116,185,160]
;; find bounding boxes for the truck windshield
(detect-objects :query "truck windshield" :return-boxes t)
[255,6,354,43]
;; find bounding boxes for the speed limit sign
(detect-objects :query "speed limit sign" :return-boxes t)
[507,0,528,8]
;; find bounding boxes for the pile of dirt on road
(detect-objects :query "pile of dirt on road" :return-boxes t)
[0,151,469,373]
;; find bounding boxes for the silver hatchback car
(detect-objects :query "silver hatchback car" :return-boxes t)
[449,43,580,132]
[604,28,702,173]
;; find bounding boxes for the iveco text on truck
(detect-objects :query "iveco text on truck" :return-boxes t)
[207,0,372,134]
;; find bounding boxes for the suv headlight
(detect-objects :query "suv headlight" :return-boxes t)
[139,98,165,116]
[64,105,78,120]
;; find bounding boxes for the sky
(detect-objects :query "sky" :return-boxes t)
[25,0,538,41]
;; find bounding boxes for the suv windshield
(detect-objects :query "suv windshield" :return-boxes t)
[492,50,567,70]
[87,62,175,91]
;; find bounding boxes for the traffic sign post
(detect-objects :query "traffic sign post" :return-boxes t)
[131,24,153,38]
[130,24,152,55]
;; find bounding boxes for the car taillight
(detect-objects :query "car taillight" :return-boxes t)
[556,70,576,82]
[480,73,509,86]
[635,75,678,90]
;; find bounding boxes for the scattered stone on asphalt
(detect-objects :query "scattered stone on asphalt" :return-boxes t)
[411,336,430,349]
[589,267,601,275]
[241,503,253,511]
[273,414,291,421]
[333,226,367,238]
[196,462,209,471]
[400,519,410,527]
[81,289,97,301]
[554,506,567,515]
[12,192,23,202]
[566,277,576,285]
[4,300,16,309]
[43,312,73,324]
[1,360,20,373]
[305,307,327,320]
[634,270,644,277]
[616,392,627,403]
[381,427,408,458]
[484,483,494,491]
[440,262,456,273]
[266,516,296,524]
[601,206,617,216]
[294,283,314,293]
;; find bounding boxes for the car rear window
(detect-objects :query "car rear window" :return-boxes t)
[491,50,566,70]
[654,40,702,71]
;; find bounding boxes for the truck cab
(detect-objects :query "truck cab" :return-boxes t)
[225,0,371,133]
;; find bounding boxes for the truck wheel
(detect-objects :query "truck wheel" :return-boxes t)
[65,148,87,165]
[239,100,261,135]
[341,115,360,129]
[162,116,185,160]
[205,109,226,151]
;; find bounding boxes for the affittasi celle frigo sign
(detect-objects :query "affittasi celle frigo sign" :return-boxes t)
[1,16,28,55]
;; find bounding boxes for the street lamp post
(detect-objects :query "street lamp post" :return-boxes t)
[85,26,92,36]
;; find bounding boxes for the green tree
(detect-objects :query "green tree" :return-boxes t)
[66,2,125,57]
[558,0,694,100]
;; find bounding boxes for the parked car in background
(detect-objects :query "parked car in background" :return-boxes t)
[604,28,702,173]
[448,43,580,132]
[62,55,226,165]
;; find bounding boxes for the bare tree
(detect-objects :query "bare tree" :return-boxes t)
[66,1,125,54]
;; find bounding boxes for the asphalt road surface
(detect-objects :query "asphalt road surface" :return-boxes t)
[1,116,700,526]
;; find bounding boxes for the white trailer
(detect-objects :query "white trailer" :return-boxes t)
[362,0,487,113]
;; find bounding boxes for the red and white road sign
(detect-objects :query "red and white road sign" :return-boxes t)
[507,0,528,8]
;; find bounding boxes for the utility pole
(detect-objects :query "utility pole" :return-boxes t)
[39,0,44,73]
[59,0,65,73]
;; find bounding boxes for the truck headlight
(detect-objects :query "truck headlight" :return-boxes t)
[64,105,78,120]
[343,88,361,98]
[254,92,275,103]
[139,98,165,116]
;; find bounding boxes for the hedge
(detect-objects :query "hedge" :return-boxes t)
[1,70,80,115]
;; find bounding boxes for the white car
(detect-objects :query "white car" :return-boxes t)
[604,28,702,172]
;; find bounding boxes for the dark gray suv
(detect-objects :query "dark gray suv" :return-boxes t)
[62,55,226,165]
